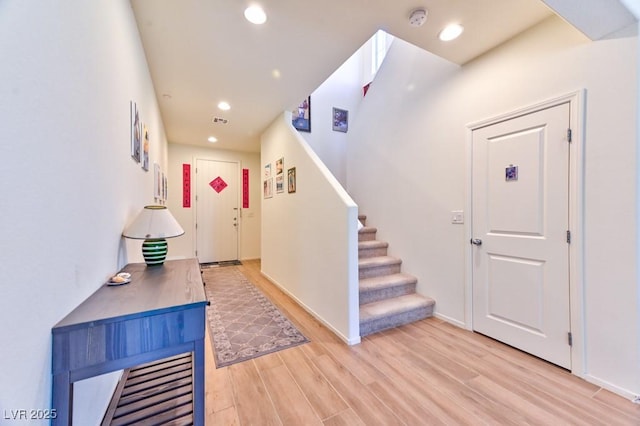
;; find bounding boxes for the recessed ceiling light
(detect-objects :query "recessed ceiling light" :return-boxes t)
[218,101,231,111]
[207,136,218,143]
[439,23,464,41]
[244,5,267,25]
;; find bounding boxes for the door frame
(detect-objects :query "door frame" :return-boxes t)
[193,157,241,262]
[464,90,586,375]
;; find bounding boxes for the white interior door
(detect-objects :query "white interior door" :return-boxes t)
[195,159,239,263]
[471,103,571,369]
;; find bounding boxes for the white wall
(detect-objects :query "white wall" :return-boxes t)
[0,1,169,424]
[261,113,360,344]
[167,144,261,261]
[619,0,640,395]
[299,48,364,186]
[347,16,639,398]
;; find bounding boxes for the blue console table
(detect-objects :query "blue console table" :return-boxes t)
[51,258,207,425]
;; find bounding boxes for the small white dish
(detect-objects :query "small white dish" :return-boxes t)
[107,277,131,286]
[107,272,132,286]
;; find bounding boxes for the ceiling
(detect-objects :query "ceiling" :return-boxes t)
[130,0,635,153]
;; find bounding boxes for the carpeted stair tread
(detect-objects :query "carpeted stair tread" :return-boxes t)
[360,294,434,320]
[358,240,388,249]
[358,226,377,241]
[358,255,402,268]
[357,213,436,336]
[358,240,389,258]
[360,294,435,336]
[360,273,417,292]
[358,256,402,279]
[359,273,418,305]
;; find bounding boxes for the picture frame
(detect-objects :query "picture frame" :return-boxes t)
[130,101,141,163]
[288,167,296,193]
[292,97,311,132]
[154,163,161,199]
[276,175,284,194]
[332,107,348,132]
[264,178,273,199]
[142,123,150,171]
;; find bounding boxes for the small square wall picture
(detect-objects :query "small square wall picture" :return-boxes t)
[332,107,348,132]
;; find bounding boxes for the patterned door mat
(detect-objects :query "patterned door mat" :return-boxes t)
[202,266,309,368]
[200,260,242,269]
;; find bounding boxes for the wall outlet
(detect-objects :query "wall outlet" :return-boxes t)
[451,210,464,224]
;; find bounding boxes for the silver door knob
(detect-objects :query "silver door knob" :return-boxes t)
[471,238,482,246]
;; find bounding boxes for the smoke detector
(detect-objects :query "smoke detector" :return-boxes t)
[409,8,428,27]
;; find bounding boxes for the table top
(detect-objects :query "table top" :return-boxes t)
[53,258,206,333]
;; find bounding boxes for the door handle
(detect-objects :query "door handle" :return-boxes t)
[471,238,482,246]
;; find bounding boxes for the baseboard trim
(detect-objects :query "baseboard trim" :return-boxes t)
[434,312,466,329]
[260,270,361,346]
[583,374,640,403]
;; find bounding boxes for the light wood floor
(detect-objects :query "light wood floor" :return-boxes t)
[204,259,639,425]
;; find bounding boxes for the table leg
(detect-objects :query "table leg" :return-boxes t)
[192,338,205,426]
[51,372,72,426]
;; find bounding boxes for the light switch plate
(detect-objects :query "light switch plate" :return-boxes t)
[451,210,464,224]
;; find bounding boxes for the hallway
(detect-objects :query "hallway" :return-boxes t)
[204,260,640,425]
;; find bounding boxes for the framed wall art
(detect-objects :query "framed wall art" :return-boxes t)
[142,123,150,171]
[264,178,273,199]
[292,97,311,132]
[332,107,348,132]
[288,167,296,193]
[130,101,141,163]
[276,175,284,193]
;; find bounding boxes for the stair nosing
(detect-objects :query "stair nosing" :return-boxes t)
[358,256,402,268]
[358,226,377,233]
[358,240,389,249]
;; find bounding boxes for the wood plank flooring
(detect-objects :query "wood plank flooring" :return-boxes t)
[205,259,640,425]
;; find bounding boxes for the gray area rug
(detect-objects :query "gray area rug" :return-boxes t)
[202,265,309,368]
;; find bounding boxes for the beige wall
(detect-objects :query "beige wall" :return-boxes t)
[167,143,262,261]
[261,113,360,343]
[347,16,639,397]
[0,1,170,423]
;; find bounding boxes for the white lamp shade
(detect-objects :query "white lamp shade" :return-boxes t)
[123,205,184,240]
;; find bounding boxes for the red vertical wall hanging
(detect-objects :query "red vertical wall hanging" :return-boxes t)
[183,164,191,208]
[243,168,249,208]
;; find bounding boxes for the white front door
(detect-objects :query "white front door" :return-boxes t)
[195,159,239,263]
[471,102,571,369]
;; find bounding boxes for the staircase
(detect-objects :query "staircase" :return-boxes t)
[358,215,435,337]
